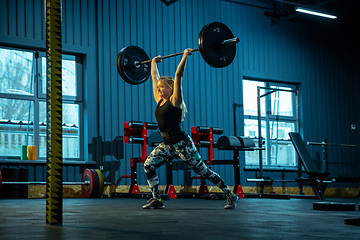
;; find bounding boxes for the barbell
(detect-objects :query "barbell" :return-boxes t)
[116,22,240,85]
[0,168,104,198]
[307,141,360,147]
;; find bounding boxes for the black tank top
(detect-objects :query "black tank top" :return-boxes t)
[155,99,187,145]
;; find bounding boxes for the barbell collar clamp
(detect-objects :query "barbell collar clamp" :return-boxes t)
[221,37,240,45]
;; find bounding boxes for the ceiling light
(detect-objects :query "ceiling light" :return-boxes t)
[295,6,337,19]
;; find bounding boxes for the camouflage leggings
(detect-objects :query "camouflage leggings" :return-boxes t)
[143,135,232,199]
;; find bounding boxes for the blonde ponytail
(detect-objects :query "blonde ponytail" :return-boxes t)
[180,101,187,122]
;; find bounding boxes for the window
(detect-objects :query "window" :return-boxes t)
[0,47,82,160]
[243,79,298,168]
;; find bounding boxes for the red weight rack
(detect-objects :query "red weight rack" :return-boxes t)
[122,121,157,194]
[190,126,223,194]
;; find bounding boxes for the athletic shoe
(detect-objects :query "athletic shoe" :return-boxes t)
[143,198,165,209]
[224,194,239,209]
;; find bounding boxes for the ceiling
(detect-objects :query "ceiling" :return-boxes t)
[263,0,358,25]
[160,0,358,26]
[220,0,359,26]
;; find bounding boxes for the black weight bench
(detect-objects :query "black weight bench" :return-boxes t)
[216,136,261,197]
[289,132,331,200]
[216,136,256,150]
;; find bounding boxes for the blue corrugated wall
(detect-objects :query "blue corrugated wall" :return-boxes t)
[0,0,359,189]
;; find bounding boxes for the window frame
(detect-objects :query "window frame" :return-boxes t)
[243,79,299,169]
[0,46,83,161]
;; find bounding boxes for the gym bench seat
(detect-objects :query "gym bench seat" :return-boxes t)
[289,132,331,200]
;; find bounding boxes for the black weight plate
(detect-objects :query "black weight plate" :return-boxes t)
[116,46,151,85]
[313,202,357,211]
[198,22,236,68]
[345,218,360,225]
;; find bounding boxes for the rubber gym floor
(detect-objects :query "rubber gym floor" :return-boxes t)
[0,197,359,240]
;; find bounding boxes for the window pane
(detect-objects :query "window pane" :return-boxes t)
[39,101,46,158]
[270,87,294,116]
[0,48,34,95]
[243,80,265,116]
[244,119,266,138]
[0,98,34,156]
[269,121,295,140]
[269,121,296,166]
[63,103,79,126]
[244,119,266,166]
[39,101,79,158]
[63,103,79,158]
[270,140,296,166]
[41,56,77,97]
[0,98,34,123]
[245,139,266,166]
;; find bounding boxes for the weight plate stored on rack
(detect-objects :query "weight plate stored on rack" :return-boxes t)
[116,46,151,85]
[198,22,237,68]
